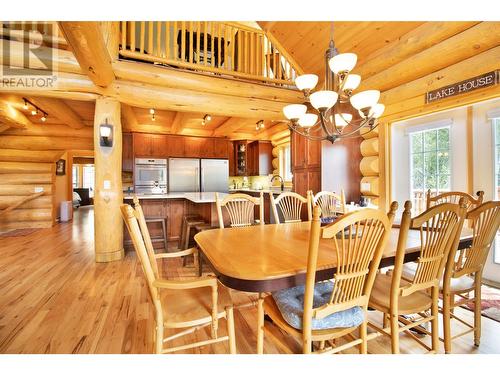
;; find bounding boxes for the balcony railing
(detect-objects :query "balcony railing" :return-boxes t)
[119,21,302,87]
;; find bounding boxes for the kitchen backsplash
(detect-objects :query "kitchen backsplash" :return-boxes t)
[228,175,293,190]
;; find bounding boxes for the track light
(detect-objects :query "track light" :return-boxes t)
[152,113,156,121]
[255,120,265,130]
[149,108,155,114]
[31,108,38,116]
[23,99,28,110]
[202,114,211,125]
[41,113,47,122]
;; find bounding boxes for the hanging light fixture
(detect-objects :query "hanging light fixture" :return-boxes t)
[282,23,384,143]
[255,120,265,130]
[202,114,211,126]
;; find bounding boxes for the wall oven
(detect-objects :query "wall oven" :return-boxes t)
[134,158,167,195]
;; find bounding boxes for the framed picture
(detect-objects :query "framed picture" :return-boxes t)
[56,159,66,176]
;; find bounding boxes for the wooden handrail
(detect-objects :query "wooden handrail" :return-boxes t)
[0,191,45,217]
[119,21,301,87]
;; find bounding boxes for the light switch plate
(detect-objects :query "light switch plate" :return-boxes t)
[103,180,111,190]
[34,187,44,193]
[361,183,371,191]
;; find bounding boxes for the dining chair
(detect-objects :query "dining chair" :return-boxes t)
[426,190,484,212]
[369,199,467,354]
[310,190,346,218]
[257,202,398,354]
[270,191,312,224]
[440,201,500,353]
[121,203,236,354]
[215,192,264,228]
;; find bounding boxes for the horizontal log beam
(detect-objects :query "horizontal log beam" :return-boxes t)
[0,195,52,210]
[0,173,53,184]
[354,22,478,79]
[0,135,93,151]
[4,122,92,138]
[113,60,302,103]
[0,124,10,133]
[0,27,68,48]
[0,149,64,162]
[121,103,139,130]
[59,22,115,87]
[360,22,500,92]
[0,208,53,222]
[380,46,500,106]
[0,161,53,174]
[0,184,53,196]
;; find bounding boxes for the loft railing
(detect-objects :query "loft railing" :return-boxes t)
[0,21,67,48]
[119,21,302,86]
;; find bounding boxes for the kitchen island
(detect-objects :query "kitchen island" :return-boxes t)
[123,192,229,250]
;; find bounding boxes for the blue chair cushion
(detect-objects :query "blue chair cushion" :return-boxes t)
[271,281,365,330]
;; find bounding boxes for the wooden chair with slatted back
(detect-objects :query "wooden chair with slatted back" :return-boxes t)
[369,199,467,354]
[426,190,484,211]
[311,190,346,218]
[441,200,500,353]
[121,203,236,354]
[270,191,312,224]
[258,202,398,354]
[215,192,264,228]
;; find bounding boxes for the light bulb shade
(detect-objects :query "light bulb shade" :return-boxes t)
[329,53,357,74]
[298,113,318,128]
[99,124,113,147]
[350,90,380,111]
[283,104,307,120]
[334,113,353,128]
[343,74,361,91]
[295,74,318,91]
[309,90,338,111]
[370,103,385,118]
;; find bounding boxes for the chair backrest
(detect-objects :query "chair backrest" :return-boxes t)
[131,196,160,278]
[426,190,484,212]
[215,192,264,229]
[301,202,398,338]
[270,191,312,224]
[445,201,500,281]
[393,200,467,299]
[311,190,346,217]
[120,204,161,307]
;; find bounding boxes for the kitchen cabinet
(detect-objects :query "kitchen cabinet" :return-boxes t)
[213,138,229,158]
[165,135,185,157]
[133,133,153,157]
[247,140,273,176]
[122,133,133,172]
[228,141,235,176]
[234,140,249,176]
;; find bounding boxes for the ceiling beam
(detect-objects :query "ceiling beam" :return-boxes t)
[0,97,33,128]
[59,21,115,87]
[359,22,500,92]
[0,124,10,133]
[28,97,85,129]
[170,112,184,134]
[354,21,479,80]
[212,117,248,136]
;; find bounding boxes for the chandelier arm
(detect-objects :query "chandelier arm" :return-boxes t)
[319,111,334,137]
[287,123,330,141]
[337,118,379,138]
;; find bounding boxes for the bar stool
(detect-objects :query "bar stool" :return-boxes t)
[145,217,168,251]
[180,215,205,266]
[194,222,217,276]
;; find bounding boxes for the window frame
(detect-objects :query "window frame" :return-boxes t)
[491,117,500,264]
[279,144,293,183]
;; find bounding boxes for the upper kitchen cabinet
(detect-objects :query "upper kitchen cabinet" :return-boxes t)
[213,138,229,159]
[185,137,214,158]
[247,140,273,176]
[133,133,153,157]
[122,133,133,172]
[164,135,185,157]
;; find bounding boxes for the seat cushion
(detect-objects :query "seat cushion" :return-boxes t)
[271,281,365,330]
[402,262,475,292]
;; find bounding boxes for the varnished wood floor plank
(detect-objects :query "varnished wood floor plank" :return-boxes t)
[0,206,499,354]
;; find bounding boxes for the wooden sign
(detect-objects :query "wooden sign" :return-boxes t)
[426,70,498,103]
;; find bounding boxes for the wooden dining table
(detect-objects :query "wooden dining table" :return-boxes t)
[194,221,473,352]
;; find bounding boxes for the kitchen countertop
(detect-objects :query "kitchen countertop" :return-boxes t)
[124,192,229,203]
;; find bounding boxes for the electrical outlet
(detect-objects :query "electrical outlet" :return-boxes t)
[34,187,44,193]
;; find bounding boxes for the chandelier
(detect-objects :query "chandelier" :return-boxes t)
[283,24,385,143]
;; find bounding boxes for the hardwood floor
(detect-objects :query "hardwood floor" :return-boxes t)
[0,206,499,354]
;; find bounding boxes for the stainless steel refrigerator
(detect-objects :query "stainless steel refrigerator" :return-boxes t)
[168,158,200,192]
[201,159,229,192]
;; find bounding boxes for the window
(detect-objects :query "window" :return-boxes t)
[280,144,293,182]
[82,165,95,197]
[493,118,500,264]
[410,126,451,212]
[72,166,78,188]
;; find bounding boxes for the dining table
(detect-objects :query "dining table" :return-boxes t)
[194,221,473,352]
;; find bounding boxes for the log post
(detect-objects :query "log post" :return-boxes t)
[93,97,123,262]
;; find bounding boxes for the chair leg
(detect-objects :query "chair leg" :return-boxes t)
[257,294,265,354]
[474,279,482,347]
[431,286,439,353]
[359,320,367,354]
[390,313,400,354]
[198,249,203,277]
[155,320,164,354]
[442,290,452,354]
[226,306,237,354]
[161,218,167,251]
[383,313,389,329]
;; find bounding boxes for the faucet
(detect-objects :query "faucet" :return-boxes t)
[271,175,284,191]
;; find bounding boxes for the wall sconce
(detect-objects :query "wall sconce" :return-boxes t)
[99,122,113,147]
